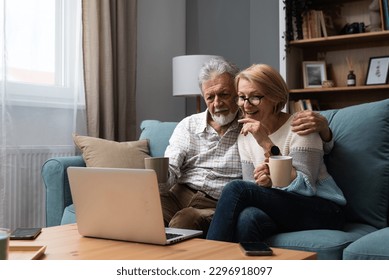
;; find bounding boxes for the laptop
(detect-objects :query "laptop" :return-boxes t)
[67,167,203,245]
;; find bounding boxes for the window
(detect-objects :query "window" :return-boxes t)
[1,0,82,106]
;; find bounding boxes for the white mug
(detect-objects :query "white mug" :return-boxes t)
[267,156,293,187]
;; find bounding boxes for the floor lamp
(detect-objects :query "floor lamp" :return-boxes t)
[172,55,221,113]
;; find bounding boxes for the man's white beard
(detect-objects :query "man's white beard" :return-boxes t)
[211,110,238,126]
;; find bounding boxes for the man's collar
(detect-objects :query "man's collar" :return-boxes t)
[193,110,209,134]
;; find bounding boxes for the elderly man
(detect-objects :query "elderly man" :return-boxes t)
[162,57,332,235]
[162,58,240,235]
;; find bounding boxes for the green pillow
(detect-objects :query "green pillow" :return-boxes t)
[139,120,178,157]
[321,99,389,228]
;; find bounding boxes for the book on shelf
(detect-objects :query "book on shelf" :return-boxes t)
[383,0,389,30]
[301,10,327,39]
[322,10,337,36]
[319,10,327,37]
[289,99,320,114]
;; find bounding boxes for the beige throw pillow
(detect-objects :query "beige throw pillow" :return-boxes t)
[73,134,150,168]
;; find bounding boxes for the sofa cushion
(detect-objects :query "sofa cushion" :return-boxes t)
[139,120,178,157]
[266,223,377,260]
[73,134,150,168]
[320,99,389,229]
[343,227,389,260]
[61,204,76,225]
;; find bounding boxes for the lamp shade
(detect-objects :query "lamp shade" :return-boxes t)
[172,55,221,96]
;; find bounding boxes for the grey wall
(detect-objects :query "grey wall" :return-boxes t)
[186,0,251,68]
[186,0,279,68]
[136,0,186,136]
[185,0,279,114]
[250,0,279,68]
[136,0,279,135]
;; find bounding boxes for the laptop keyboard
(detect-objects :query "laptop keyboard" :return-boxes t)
[166,232,183,240]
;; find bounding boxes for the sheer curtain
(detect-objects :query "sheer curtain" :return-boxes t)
[0,0,86,229]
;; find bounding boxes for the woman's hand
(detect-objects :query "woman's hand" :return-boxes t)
[255,161,297,188]
[238,118,270,146]
[238,118,276,158]
[254,162,272,188]
[291,110,332,142]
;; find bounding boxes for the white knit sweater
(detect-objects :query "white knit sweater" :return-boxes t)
[238,115,346,205]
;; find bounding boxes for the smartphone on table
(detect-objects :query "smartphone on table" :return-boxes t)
[239,242,273,256]
[10,228,42,240]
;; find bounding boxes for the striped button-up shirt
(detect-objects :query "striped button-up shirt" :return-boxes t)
[164,110,242,200]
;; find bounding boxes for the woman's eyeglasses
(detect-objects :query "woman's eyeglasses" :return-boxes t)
[235,96,264,106]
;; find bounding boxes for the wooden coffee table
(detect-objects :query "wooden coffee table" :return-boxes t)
[9,223,316,260]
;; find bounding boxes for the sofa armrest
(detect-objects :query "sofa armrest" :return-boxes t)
[41,156,86,227]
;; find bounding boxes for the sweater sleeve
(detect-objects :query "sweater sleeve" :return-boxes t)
[281,132,323,196]
[323,137,334,155]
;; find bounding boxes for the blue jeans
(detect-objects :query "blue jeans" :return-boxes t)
[206,180,345,242]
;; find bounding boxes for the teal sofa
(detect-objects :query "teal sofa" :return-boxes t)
[41,99,389,260]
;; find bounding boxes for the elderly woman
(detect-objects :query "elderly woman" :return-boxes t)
[206,64,346,242]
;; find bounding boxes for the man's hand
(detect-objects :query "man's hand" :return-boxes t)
[291,110,332,142]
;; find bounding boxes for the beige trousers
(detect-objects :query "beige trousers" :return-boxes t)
[160,184,217,237]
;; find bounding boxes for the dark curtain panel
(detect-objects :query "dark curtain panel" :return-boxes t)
[82,0,137,141]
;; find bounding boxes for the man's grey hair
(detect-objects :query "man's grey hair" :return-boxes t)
[198,57,240,93]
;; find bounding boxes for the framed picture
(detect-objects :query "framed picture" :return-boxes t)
[302,61,327,88]
[365,56,389,85]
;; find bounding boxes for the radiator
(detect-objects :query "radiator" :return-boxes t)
[0,146,76,229]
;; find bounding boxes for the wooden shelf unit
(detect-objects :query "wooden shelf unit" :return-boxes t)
[280,0,389,110]
[288,30,389,48]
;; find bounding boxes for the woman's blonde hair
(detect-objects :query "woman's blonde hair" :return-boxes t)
[235,64,289,113]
